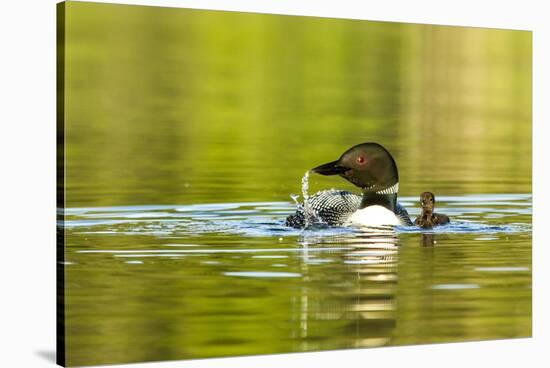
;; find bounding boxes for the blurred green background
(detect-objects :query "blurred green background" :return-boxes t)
[63,2,531,208]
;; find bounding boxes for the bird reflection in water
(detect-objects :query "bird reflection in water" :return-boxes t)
[420,233,437,247]
[296,226,399,350]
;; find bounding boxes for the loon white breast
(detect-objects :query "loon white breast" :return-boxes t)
[346,182,407,226]
[346,205,403,226]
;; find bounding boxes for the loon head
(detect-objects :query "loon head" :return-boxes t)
[419,191,435,214]
[311,142,399,194]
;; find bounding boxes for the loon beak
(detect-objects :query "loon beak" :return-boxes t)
[311,160,349,176]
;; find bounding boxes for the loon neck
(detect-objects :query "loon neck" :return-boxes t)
[359,192,397,211]
[359,182,399,211]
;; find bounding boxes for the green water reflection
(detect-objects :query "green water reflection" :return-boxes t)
[63,2,531,207]
[61,2,531,366]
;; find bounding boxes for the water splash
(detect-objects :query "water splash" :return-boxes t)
[289,171,316,228]
[301,170,310,199]
[290,194,301,207]
[297,170,323,228]
[301,171,312,227]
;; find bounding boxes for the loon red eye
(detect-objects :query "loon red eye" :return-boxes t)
[356,155,366,165]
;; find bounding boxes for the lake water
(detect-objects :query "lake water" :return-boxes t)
[60,2,531,366]
[62,195,531,366]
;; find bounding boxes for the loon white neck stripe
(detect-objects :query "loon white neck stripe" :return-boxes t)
[375,183,399,195]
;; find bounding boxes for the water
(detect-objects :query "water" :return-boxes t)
[62,194,531,366]
[60,3,531,366]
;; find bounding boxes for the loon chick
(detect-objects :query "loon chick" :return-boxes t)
[414,192,450,228]
[285,142,413,228]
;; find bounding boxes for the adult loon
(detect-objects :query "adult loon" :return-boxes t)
[415,192,450,228]
[286,142,413,228]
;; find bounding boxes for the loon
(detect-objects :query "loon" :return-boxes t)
[286,142,413,228]
[415,192,450,228]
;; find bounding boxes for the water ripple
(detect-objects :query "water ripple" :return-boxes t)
[62,194,531,240]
